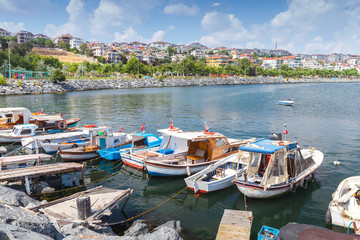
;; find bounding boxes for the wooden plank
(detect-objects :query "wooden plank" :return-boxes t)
[216,210,253,240]
[0,154,53,166]
[0,163,83,181]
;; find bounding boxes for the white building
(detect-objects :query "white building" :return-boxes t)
[0,28,11,38]
[301,58,322,69]
[149,41,171,50]
[281,56,302,69]
[70,37,84,49]
[16,30,34,43]
[92,45,111,57]
[261,58,283,70]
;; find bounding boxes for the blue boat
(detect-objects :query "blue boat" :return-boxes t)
[98,132,162,161]
[278,99,294,106]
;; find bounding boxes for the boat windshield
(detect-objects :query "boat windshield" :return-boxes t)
[12,128,19,135]
[247,152,261,176]
[262,151,287,186]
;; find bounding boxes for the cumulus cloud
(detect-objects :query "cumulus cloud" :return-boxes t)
[163,3,199,16]
[200,0,360,54]
[212,3,220,7]
[114,27,166,43]
[0,22,25,32]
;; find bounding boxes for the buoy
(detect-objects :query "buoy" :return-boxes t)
[333,160,340,166]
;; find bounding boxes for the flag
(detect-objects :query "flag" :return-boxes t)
[40,108,44,114]
[120,125,124,130]
[60,112,63,117]
[52,112,54,116]
[204,122,209,132]
[283,129,288,135]
[141,123,145,131]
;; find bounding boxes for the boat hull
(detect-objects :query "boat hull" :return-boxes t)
[186,171,237,193]
[41,140,89,154]
[60,150,99,162]
[122,155,145,170]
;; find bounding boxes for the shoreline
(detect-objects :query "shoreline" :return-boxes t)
[0,77,359,96]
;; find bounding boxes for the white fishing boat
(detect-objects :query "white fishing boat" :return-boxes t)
[21,128,89,149]
[278,99,294,106]
[326,176,360,230]
[59,126,130,162]
[0,107,32,130]
[233,138,323,198]
[145,129,244,177]
[184,151,249,193]
[0,124,38,143]
[40,137,90,154]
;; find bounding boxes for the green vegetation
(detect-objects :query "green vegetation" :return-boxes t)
[50,69,66,83]
[0,75,6,85]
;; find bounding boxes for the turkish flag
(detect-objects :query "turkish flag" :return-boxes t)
[283,129,288,135]
[141,123,145,131]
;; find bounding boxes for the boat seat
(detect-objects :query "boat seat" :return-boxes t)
[187,149,206,164]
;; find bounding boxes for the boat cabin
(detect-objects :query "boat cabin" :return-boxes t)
[88,126,127,150]
[0,107,32,129]
[131,133,162,149]
[238,139,315,186]
[10,124,38,137]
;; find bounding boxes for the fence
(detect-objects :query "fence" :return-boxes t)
[4,70,52,80]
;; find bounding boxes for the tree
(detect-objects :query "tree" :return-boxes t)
[79,43,87,54]
[59,42,70,51]
[124,57,141,77]
[45,39,55,49]
[97,56,106,64]
[50,69,66,82]
[166,46,177,57]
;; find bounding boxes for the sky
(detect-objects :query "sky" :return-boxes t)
[1,0,360,55]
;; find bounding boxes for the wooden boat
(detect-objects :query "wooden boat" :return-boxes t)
[0,124,38,143]
[0,107,32,129]
[326,176,360,230]
[59,126,131,162]
[233,139,323,198]
[40,137,90,154]
[145,130,244,177]
[30,114,81,130]
[185,151,248,193]
[278,99,294,106]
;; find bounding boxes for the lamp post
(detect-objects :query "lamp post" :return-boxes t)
[8,41,11,81]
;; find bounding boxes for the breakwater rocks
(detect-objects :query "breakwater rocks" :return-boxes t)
[0,77,358,95]
[0,185,183,240]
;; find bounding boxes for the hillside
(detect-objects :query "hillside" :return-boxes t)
[32,47,97,63]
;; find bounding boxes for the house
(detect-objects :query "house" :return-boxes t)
[281,56,302,69]
[206,55,230,67]
[0,28,11,38]
[311,54,328,61]
[53,34,73,45]
[16,30,34,43]
[70,37,84,49]
[91,44,112,57]
[34,34,50,40]
[149,41,171,51]
[190,49,205,59]
[103,50,121,64]
[261,58,283,70]
[301,58,322,69]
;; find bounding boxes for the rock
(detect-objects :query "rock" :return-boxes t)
[0,223,53,240]
[137,226,182,240]
[153,220,182,234]
[124,220,149,237]
[30,181,55,194]
[61,223,121,240]
[0,185,39,207]
[0,205,60,238]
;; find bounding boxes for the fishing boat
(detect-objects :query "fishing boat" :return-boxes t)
[59,126,131,162]
[278,99,294,106]
[30,114,81,131]
[184,151,249,193]
[0,107,32,129]
[40,137,90,154]
[326,176,360,230]
[0,124,39,143]
[145,129,244,177]
[233,138,323,198]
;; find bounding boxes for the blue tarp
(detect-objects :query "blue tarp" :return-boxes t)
[240,139,297,154]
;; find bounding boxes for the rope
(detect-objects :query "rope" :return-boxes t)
[30,160,124,197]
[102,186,188,226]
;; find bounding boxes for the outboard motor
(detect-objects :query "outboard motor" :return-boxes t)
[270,133,282,140]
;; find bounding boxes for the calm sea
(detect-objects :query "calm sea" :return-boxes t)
[1,82,358,239]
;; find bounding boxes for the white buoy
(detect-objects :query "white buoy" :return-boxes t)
[333,160,340,166]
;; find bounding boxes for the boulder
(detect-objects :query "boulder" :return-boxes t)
[0,185,39,207]
[0,223,53,240]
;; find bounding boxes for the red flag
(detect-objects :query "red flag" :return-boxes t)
[40,108,44,114]
[60,112,63,117]
[283,129,288,135]
[120,125,124,130]
[52,112,54,116]
[204,122,209,132]
[141,123,145,131]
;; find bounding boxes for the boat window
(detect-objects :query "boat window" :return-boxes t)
[20,129,32,135]
[5,114,13,118]
[247,152,261,176]
[223,147,230,154]
[114,139,120,144]
[147,136,159,143]
[12,128,19,135]
[294,149,315,175]
[263,152,286,185]
[215,138,228,147]
[231,146,239,151]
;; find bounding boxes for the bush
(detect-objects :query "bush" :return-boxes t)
[0,75,6,86]
[17,80,22,87]
[50,69,66,83]
[158,75,165,81]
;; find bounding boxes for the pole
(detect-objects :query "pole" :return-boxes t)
[137,58,139,79]
[8,42,11,81]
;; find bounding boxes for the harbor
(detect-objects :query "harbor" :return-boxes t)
[0,82,359,239]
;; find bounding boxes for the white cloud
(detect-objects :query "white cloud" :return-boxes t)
[168,25,176,31]
[163,3,199,16]
[0,0,50,14]
[0,22,25,32]
[212,3,220,7]
[114,27,166,43]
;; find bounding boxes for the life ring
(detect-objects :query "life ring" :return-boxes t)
[58,120,67,130]
[290,182,296,193]
[309,173,315,183]
[203,131,215,134]
[300,178,308,189]
[84,124,96,128]
[271,140,290,146]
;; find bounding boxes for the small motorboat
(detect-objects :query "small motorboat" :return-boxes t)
[185,151,249,193]
[40,137,90,154]
[233,137,323,198]
[0,124,38,143]
[326,176,360,231]
[278,99,294,106]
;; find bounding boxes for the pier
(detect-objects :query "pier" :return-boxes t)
[216,209,253,240]
[0,153,53,170]
[0,162,86,194]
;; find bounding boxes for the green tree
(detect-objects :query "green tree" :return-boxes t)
[50,69,66,82]
[97,56,106,64]
[45,39,55,49]
[166,46,177,57]
[79,43,88,54]
[59,42,70,51]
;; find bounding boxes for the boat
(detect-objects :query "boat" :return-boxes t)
[326,176,360,230]
[185,150,249,193]
[0,124,39,143]
[233,138,323,198]
[0,107,32,129]
[145,129,244,177]
[21,128,90,149]
[59,126,131,162]
[98,132,161,162]
[40,137,90,154]
[278,99,294,106]
[30,114,81,131]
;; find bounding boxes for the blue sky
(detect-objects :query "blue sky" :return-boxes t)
[1,0,360,55]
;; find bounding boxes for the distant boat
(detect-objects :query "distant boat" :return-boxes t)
[278,99,294,106]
